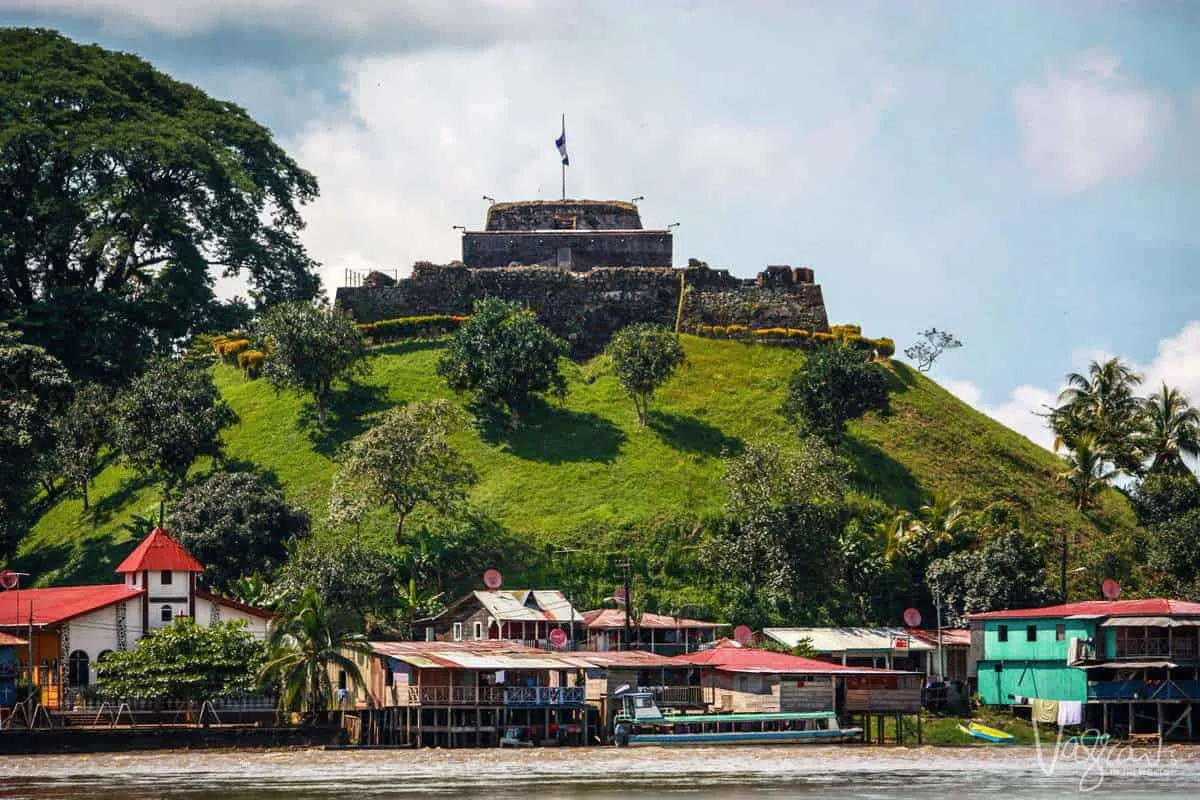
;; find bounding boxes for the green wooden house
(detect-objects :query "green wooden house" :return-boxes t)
[969,599,1200,739]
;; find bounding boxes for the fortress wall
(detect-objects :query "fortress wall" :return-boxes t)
[485,200,642,231]
[463,231,673,269]
[335,263,829,357]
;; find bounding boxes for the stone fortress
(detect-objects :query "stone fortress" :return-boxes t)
[334,198,830,356]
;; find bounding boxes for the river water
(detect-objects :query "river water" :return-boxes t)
[3,745,1200,799]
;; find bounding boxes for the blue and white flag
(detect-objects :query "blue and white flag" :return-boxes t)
[555,115,569,166]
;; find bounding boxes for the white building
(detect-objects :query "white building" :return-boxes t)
[0,527,273,708]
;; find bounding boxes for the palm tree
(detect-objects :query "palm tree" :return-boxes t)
[1058,434,1118,511]
[1051,358,1145,471]
[1141,383,1200,475]
[259,588,371,721]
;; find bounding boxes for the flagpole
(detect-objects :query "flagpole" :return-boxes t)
[561,113,566,199]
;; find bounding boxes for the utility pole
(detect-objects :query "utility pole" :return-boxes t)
[554,547,581,650]
[614,559,632,651]
[1059,528,1068,602]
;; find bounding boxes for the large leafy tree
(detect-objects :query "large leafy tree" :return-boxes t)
[329,400,476,543]
[259,588,370,719]
[111,358,235,500]
[273,535,407,626]
[0,29,321,382]
[706,439,849,627]
[926,531,1054,627]
[52,382,111,511]
[437,298,567,426]
[1058,433,1118,511]
[781,344,891,450]
[257,302,365,427]
[168,470,311,593]
[1140,383,1200,476]
[1050,357,1145,474]
[0,323,71,548]
[607,323,686,427]
[95,619,265,702]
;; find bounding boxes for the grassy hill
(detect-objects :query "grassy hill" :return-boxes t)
[12,336,1137,598]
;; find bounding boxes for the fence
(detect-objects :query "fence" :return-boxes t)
[404,686,585,707]
[343,268,403,288]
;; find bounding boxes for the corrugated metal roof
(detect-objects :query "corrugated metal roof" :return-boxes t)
[968,599,1200,620]
[473,590,581,622]
[114,527,204,573]
[580,609,727,630]
[671,644,917,675]
[908,628,971,647]
[368,640,582,671]
[763,627,934,653]
[1099,616,1200,628]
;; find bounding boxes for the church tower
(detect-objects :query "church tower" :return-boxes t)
[114,527,205,635]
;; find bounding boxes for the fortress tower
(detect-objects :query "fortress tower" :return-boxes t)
[462,200,672,270]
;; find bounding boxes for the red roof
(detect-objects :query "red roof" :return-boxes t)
[967,599,1200,621]
[0,632,27,646]
[195,589,276,620]
[114,527,204,574]
[0,584,143,627]
[909,628,971,647]
[581,609,727,630]
[669,644,912,675]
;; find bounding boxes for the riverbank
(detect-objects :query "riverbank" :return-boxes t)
[0,726,341,755]
[2,744,1200,798]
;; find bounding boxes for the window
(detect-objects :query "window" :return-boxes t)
[425,627,435,642]
[473,621,484,640]
[338,670,347,690]
[67,650,90,687]
[161,604,173,622]
[453,622,463,641]
[1056,624,1066,642]
[998,625,1008,642]
[1027,625,1038,642]
[385,667,394,688]
[161,570,173,585]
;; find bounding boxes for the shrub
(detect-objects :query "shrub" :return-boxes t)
[845,334,875,352]
[726,324,748,337]
[214,337,251,362]
[812,332,836,345]
[875,337,896,358]
[357,314,468,343]
[830,324,862,340]
[787,329,810,339]
[237,349,265,378]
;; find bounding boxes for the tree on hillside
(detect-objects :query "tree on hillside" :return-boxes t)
[257,302,365,427]
[52,383,111,511]
[1058,433,1119,511]
[96,619,265,702]
[1050,357,1145,474]
[259,588,370,719]
[0,29,322,382]
[781,344,891,450]
[273,535,407,627]
[1140,383,1200,476]
[926,531,1053,627]
[706,439,850,627]
[0,323,72,548]
[111,358,235,501]
[1131,470,1200,529]
[168,471,310,593]
[329,400,476,543]
[1148,508,1200,601]
[436,298,567,426]
[903,328,962,372]
[607,323,685,427]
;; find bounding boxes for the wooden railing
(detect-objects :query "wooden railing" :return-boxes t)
[649,686,707,706]
[403,686,584,706]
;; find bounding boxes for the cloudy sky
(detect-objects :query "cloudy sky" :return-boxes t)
[4,0,1199,451]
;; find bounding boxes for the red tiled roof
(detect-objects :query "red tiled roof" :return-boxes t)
[581,609,727,630]
[195,589,276,620]
[966,599,1200,621]
[0,631,28,646]
[114,527,204,574]
[0,584,143,627]
[669,645,912,675]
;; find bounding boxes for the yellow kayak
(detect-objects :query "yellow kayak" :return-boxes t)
[958,722,1016,743]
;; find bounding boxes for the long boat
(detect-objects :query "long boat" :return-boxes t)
[612,692,862,746]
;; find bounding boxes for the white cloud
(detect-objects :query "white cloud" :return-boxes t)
[282,44,894,292]
[1014,51,1172,191]
[943,320,1200,455]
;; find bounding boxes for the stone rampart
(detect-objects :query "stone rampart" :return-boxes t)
[335,262,829,357]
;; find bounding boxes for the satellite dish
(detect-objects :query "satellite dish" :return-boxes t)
[0,571,19,591]
[903,608,922,628]
[613,586,628,605]
[482,568,503,590]
[548,628,568,649]
[733,625,753,645]
[1102,579,1121,600]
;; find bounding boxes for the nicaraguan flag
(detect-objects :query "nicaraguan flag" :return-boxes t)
[555,115,569,166]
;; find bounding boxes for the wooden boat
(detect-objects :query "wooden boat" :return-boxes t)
[612,692,862,747]
[957,721,1016,743]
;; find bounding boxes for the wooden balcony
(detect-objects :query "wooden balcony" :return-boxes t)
[404,686,585,707]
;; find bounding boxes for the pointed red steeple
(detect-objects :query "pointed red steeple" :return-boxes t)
[114,527,204,574]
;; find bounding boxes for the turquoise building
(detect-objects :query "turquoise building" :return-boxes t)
[970,599,1200,739]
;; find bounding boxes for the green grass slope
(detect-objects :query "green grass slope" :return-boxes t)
[12,336,1136,588]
